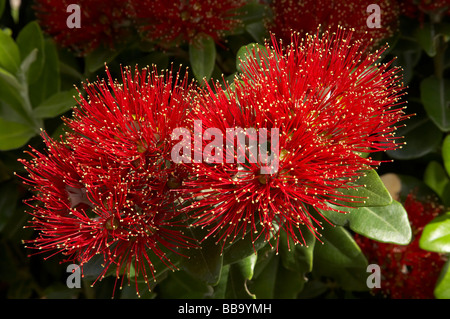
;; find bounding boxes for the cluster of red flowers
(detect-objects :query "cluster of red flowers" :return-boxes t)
[20,66,197,296]
[185,28,407,247]
[130,0,247,47]
[401,0,450,22]
[355,193,448,299]
[34,0,132,56]
[20,28,408,295]
[266,0,401,52]
[34,0,247,55]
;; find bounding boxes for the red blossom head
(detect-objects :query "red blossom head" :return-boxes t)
[355,192,448,299]
[19,65,197,297]
[267,0,400,52]
[34,0,133,55]
[181,29,408,250]
[400,0,450,22]
[129,0,247,47]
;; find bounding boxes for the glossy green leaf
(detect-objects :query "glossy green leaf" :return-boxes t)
[0,29,20,74]
[0,117,36,150]
[321,200,412,245]
[335,169,392,207]
[420,212,450,253]
[435,259,450,299]
[420,76,450,132]
[424,160,449,197]
[189,35,216,84]
[33,89,77,119]
[386,116,442,160]
[16,21,45,84]
[180,227,223,286]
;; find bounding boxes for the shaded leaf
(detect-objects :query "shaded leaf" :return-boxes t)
[424,160,449,197]
[387,116,442,160]
[189,35,216,84]
[420,76,450,132]
[29,39,60,107]
[180,227,223,286]
[33,89,77,119]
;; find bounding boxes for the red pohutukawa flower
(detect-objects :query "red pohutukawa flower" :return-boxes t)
[267,0,400,52]
[181,28,408,249]
[401,0,450,21]
[130,0,247,47]
[19,65,197,296]
[355,192,448,299]
[34,0,132,55]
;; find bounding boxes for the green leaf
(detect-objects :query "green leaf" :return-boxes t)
[273,265,306,299]
[179,227,223,286]
[189,35,216,84]
[225,258,256,299]
[0,117,36,150]
[420,212,450,253]
[29,39,60,107]
[314,225,367,269]
[279,225,315,273]
[321,200,412,245]
[386,116,442,160]
[313,225,369,291]
[424,160,449,197]
[415,23,437,57]
[435,259,450,299]
[245,22,268,43]
[247,252,278,298]
[84,46,121,74]
[335,169,392,207]
[0,67,30,123]
[442,134,450,176]
[0,29,20,74]
[222,226,269,265]
[391,38,422,84]
[16,21,45,84]
[157,270,212,299]
[33,89,77,119]
[236,42,268,74]
[420,76,450,132]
